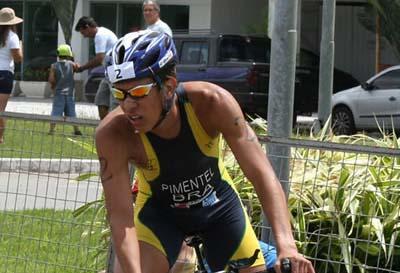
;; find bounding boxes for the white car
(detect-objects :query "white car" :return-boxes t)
[332,65,400,135]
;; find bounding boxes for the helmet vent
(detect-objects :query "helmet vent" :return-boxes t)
[141,49,160,68]
[137,41,151,51]
[118,46,125,64]
[164,36,171,48]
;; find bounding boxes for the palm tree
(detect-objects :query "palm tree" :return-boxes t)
[359,0,400,73]
[50,0,78,45]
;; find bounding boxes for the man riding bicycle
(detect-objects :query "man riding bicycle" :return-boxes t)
[96,30,315,273]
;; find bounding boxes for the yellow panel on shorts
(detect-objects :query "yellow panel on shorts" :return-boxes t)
[134,200,167,257]
[229,205,266,268]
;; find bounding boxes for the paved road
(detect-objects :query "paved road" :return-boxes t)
[0,171,102,211]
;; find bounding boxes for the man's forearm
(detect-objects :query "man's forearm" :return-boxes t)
[80,57,102,71]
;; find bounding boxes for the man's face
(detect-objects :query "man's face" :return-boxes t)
[143,4,159,25]
[114,77,162,133]
[79,26,94,38]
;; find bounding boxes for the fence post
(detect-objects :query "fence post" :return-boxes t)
[263,0,299,243]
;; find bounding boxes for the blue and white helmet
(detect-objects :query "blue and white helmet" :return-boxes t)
[105,30,177,84]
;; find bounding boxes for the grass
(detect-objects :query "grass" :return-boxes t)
[0,118,97,159]
[0,209,107,273]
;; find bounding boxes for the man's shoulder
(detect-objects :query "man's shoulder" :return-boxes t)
[183,81,231,110]
[153,19,172,36]
[96,111,132,139]
[183,81,228,98]
[96,27,117,39]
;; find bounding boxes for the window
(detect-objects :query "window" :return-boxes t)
[23,1,58,81]
[180,42,208,65]
[90,4,118,58]
[160,5,189,33]
[218,36,270,63]
[90,3,189,37]
[119,3,142,36]
[372,69,400,90]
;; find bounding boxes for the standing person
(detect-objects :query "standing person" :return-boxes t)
[74,16,118,120]
[48,44,82,136]
[0,7,23,144]
[97,30,315,273]
[143,0,172,37]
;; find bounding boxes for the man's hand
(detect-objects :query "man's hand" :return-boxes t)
[74,63,84,73]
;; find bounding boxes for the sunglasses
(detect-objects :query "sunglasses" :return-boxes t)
[113,82,157,101]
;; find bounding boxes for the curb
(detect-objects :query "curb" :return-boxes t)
[0,158,99,174]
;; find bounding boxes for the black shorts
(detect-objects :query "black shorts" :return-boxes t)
[135,185,265,271]
[0,70,14,94]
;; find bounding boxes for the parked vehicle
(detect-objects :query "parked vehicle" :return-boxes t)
[84,33,359,120]
[332,65,400,135]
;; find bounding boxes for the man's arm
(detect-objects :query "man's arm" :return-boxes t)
[198,82,314,273]
[76,53,105,72]
[95,123,142,273]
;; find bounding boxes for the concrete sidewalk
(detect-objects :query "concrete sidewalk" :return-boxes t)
[6,97,99,120]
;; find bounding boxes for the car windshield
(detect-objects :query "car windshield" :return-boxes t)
[218,36,270,62]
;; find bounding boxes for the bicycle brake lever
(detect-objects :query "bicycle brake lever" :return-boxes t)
[281,258,291,273]
[227,249,260,272]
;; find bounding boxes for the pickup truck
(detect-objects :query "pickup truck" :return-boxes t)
[173,33,359,119]
[84,33,359,119]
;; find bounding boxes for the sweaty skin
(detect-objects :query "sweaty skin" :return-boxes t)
[96,79,315,273]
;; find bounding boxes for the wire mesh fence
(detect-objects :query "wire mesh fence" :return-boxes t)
[0,112,106,273]
[1,112,399,273]
[260,135,400,273]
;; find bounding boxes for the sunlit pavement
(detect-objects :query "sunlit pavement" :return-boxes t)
[6,97,99,120]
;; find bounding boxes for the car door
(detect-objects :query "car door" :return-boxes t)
[356,68,400,129]
[175,39,209,82]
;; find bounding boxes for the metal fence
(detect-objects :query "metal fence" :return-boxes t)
[1,112,399,273]
[0,112,106,273]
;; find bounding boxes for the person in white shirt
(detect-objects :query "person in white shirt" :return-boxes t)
[143,0,173,37]
[0,7,23,144]
[74,16,118,120]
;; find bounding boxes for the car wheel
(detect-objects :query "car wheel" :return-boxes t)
[332,106,355,135]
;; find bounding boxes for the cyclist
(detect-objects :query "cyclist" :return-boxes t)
[96,30,315,273]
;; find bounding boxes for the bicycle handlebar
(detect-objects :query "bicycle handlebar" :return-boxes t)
[187,235,292,273]
[280,258,291,273]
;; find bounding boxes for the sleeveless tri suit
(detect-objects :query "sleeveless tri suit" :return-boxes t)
[134,84,265,271]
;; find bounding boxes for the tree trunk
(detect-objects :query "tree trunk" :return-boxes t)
[375,13,381,73]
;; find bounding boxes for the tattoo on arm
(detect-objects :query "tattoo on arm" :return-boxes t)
[99,157,113,184]
[234,117,257,142]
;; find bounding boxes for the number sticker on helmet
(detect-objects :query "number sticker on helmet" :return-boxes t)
[107,62,135,83]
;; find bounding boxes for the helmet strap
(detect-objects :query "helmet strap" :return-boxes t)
[152,86,176,130]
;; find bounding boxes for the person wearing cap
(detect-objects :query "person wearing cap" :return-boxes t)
[96,30,315,273]
[143,0,172,37]
[74,16,118,120]
[47,44,82,136]
[0,7,23,144]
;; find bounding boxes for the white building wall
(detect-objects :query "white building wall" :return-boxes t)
[211,0,267,34]
[302,1,399,82]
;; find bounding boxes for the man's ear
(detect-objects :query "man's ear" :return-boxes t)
[163,77,177,97]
